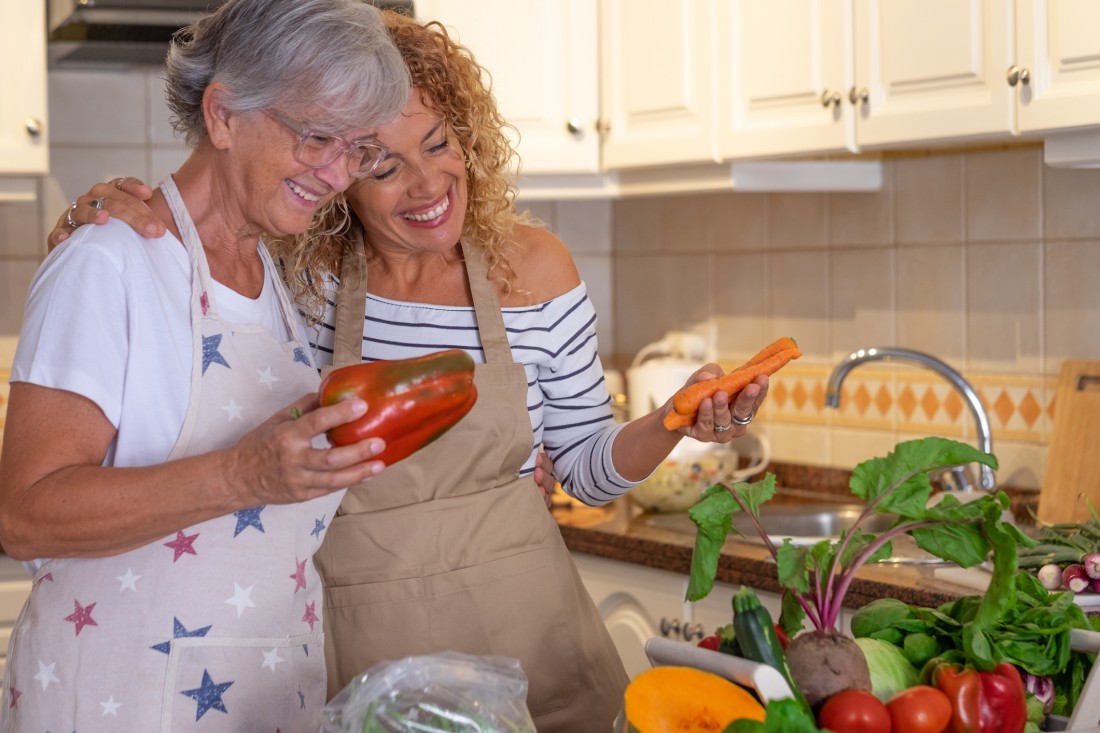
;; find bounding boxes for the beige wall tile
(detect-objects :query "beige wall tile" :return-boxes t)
[966,242,1041,375]
[895,155,964,244]
[828,160,895,247]
[769,192,827,249]
[553,200,612,255]
[1043,165,1100,240]
[0,260,41,335]
[0,201,43,258]
[612,196,665,254]
[710,192,769,252]
[992,439,1046,491]
[896,244,965,361]
[829,247,895,361]
[770,250,830,360]
[712,252,770,362]
[768,422,830,467]
[830,427,900,470]
[614,253,712,359]
[965,147,1041,242]
[573,254,615,356]
[48,70,147,146]
[1044,240,1100,365]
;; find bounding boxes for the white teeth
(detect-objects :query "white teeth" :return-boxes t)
[287,180,321,202]
[403,198,449,222]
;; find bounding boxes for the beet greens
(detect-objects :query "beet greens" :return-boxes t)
[686,437,1032,669]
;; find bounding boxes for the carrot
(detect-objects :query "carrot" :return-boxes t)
[661,338,802,431]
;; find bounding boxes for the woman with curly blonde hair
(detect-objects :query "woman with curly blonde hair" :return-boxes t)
[50,11,769,731]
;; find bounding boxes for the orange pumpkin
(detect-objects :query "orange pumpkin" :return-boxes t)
[621,666,766,732]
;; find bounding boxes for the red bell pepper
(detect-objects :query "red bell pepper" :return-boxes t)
[927,660,1027,733]
[319,349,478,465]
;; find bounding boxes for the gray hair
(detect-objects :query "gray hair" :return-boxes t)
[165,0,410,147]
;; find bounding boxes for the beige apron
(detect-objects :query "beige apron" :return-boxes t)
[1,176,340,732]
[314,239,628,732]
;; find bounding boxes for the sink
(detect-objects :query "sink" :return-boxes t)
[640,500,947,564]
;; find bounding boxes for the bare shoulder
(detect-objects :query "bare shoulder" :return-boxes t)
[507,224,581,303]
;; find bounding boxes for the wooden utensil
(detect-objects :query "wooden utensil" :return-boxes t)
[1038,360,1100,524]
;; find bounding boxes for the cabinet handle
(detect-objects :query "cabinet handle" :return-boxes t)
[820,90,842,108]
[1007,65,1031,87]
[848,87,869,106]
[682,622,706,641]
[25,118,43,138]
[566,118,584,135]
[659,617,681,637]
[596,119,612,136]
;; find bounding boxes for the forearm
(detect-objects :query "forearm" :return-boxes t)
[610,408,683,482]
[0,450,245,561]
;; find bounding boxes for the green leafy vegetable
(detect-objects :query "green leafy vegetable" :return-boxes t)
[854,636,920,702]
[724,698,823,733]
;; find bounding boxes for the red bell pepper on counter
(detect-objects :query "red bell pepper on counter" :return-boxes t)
[319,349,478,466]
[926,659,1027,733]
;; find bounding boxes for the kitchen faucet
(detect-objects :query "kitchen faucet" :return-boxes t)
[824,347,996,492]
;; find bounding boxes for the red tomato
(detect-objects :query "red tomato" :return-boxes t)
[886,685,952,733]
[817,689,891,733]
[697,635,721,651]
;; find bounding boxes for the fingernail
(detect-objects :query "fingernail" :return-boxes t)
[349,399,367,415]
[145,224,160,236]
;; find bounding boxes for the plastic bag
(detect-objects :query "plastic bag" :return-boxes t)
[320,652,537,733]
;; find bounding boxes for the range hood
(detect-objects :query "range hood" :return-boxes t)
[47,0,414,68]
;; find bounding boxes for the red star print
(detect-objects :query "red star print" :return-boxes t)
[302,601,319,631]
[7,686,20,709]
[164,530,199,561]
[200,291,210,315]
[290,559,307,592]
[64,599,98,636]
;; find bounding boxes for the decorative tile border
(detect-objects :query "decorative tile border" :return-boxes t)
[759,362,1055,445]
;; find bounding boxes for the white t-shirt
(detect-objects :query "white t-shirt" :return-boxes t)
[12,218,306,472]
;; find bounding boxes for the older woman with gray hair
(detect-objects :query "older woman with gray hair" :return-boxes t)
[0,0,408,730]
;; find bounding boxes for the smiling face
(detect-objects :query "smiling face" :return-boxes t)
[345,91,468,256]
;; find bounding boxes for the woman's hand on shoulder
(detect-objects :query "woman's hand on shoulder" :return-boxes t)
[49,176,168,251]
[509,225,581,303]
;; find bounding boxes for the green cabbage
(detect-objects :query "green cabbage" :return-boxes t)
[854,636,920,703]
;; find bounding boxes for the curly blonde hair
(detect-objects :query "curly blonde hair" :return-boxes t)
[271,10,529,325]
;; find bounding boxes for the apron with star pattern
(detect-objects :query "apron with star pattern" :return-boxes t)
[1,176,344,732]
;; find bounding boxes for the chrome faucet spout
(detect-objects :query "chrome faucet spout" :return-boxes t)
[825,347,996,491]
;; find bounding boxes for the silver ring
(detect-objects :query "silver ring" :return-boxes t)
[65,202,78,228]
[713,422,732,434]
[90,196,106,210]
[731,410,755,427]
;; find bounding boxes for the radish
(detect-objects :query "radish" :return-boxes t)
[1083,553,1100,580]
[1037,563,1064,591]
[1062,564,1091,593]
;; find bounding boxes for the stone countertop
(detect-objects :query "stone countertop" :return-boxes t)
[553,497,986,611]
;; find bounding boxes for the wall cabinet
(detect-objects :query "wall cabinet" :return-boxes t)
[413,0,601,176]
[0,0,48,199]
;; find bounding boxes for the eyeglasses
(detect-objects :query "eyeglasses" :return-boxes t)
[265,110,388,179]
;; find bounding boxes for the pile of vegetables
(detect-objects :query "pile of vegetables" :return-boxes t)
[1017,510,1100,595]
[682,437,1099,733]
[621,666,764,732]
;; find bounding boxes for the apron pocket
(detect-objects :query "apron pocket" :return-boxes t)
[162,633,326,732]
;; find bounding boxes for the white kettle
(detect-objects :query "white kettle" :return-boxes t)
[627,331,713,460]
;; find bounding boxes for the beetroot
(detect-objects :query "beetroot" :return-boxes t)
[784,629,872,710]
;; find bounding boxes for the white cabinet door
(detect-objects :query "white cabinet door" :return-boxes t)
[414,0,600,175]
[1014,0,1100,133]
[0,0,48,175]
[717,0,855,158]
[852,0,1014,148]
[599,0,716,169]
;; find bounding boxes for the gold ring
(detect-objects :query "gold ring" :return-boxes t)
[111,177,125,190]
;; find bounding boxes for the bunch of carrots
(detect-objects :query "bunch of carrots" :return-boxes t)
[662,336,802,431]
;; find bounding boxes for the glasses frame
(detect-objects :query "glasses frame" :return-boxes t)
[264,110,388,179]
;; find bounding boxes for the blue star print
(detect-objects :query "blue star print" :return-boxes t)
[233,505,266,536]
[202,334,231,375]
[152,617,212,654]
[310,515,327,540]
[292,347,311,366]
[182,669,233,721]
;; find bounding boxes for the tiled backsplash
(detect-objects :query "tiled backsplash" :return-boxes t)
[4,67,1100,494]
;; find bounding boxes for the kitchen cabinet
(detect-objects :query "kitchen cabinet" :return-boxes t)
[0,0,49,180]
[572,551,785,679]
[598,0,716,170]
[413,0,601,176]
[717,0,1014,159]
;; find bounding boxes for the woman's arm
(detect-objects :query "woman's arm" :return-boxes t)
[0,383,382,561]
[48,176,167,250]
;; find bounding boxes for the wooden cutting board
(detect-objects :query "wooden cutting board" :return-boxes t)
[1038,360,1100,524]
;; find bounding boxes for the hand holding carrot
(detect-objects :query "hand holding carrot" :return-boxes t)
[663,337,801,431]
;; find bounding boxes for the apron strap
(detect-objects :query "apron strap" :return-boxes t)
[328,228,368,374]
[460,240,512,366]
